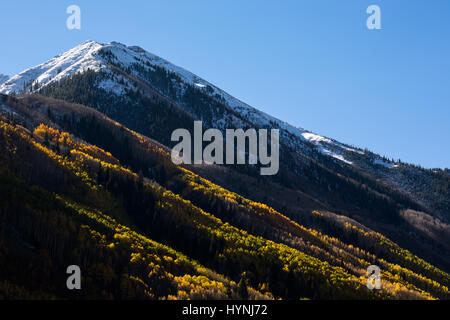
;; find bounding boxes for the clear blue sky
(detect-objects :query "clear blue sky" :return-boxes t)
[1,1,449,168]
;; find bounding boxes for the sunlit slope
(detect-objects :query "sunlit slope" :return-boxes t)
[0,94,448,299]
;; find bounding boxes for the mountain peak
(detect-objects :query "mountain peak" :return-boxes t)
[0,40,164,95]
[0,40,363,166]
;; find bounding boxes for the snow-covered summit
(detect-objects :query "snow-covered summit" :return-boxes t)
[3,40,444,222]
[0,40,399,170]
[0,41,327,136]
[0,41,104,94]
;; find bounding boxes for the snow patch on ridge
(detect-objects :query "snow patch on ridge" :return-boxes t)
[301,132,332,144]
[320,148,353,165]
[374,158,398,169]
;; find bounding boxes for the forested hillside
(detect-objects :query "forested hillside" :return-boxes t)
[34,56,450,274]
[2,40,448,275]
[0,93,448,300]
